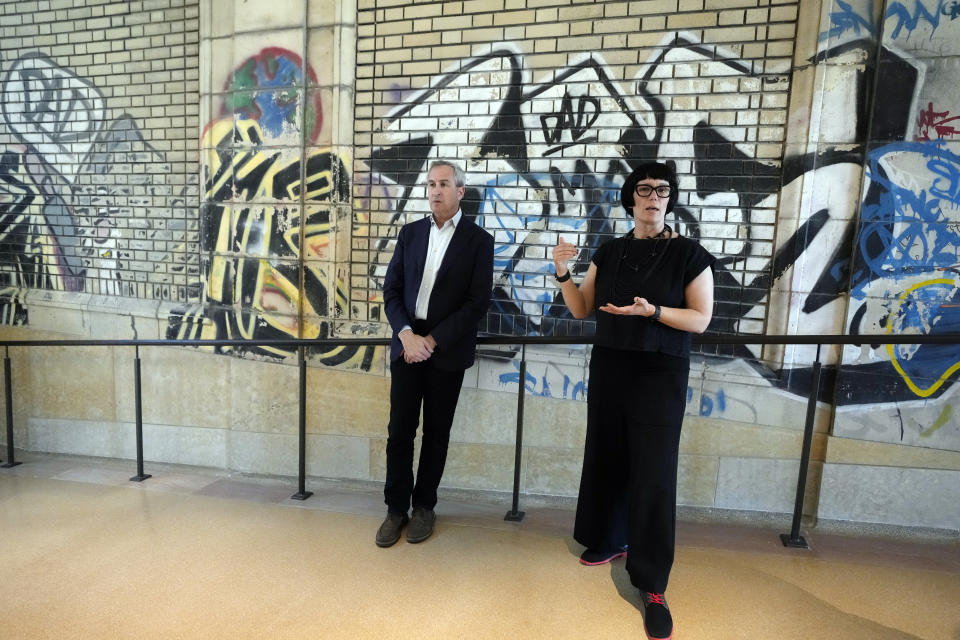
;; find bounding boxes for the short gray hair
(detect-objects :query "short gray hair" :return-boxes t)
[428,160,466,187]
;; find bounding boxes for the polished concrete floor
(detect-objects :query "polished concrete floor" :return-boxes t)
[1,453,958,639]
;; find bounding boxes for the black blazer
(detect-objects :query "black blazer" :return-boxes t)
[383,215,494,370]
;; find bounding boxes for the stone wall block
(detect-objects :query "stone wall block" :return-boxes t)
[143,422,228,467]
[27,418,132,459]
[819,463,960,531]
[28,345,117,422]
[523,445,583,496]
[229,355,299,434]
[227,428,297,475]
[715,456,821,514]
[115,346,231,429]
[305,433,370,479]
[440,441,516,492]
[232,0,304,33]
[22,291,90,337]
[450,387,522,447]
[677,454,720,507]
[306,367,390,437]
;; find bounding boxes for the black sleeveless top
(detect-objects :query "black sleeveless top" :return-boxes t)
[591,232,715,358]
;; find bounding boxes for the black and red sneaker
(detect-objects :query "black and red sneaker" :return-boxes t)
[639,591,673,640]
[579,545,628,566]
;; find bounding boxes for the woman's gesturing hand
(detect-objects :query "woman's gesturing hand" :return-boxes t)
[599,296,656,316]
[552,238,578,276]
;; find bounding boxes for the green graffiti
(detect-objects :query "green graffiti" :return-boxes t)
[231,58,258,91]
[919,404,952,438]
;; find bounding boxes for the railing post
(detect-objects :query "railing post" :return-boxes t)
[505,344,526,522]
[130,345,151,482]
[2,347,22,468]
[780,343,822,548]
[291,345,313,500]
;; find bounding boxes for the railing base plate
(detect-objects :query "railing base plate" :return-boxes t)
[290,491,313,501]
[1,461,22,468]
[779,533,810,549]
[504,510,525,522]
[129,474,152,482]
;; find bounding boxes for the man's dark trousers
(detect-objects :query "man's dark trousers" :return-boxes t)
[384,353,465,515]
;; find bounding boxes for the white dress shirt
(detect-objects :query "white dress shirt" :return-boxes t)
[414,209,461,320]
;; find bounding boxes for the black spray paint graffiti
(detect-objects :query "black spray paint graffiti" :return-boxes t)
[1,52,106,293]
[362,34,958,406]
[363,41,803,366]
[2,52,104,160]
[0,52,197,307]
[365,40,791,335]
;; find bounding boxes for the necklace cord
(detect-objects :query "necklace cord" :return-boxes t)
[611,224,673,305]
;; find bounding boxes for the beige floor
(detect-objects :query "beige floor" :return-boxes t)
[1,454,958,640]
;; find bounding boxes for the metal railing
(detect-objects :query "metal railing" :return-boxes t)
[2,333,958,549]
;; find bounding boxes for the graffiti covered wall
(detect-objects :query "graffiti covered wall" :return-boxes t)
[0,1,201,313]
[168,38,377,369]
[355,3,796,417]
[800,0,960,450]
[354,0,959,455]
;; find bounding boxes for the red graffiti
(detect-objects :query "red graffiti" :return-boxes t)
[915,102,960,140]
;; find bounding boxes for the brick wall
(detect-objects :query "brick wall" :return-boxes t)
[0,0,200,302]
[353,0,797,345]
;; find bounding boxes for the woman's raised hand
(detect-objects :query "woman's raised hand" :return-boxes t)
[552,238,578,276]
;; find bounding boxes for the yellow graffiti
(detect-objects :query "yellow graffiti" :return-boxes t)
[185,119,378,368]
[885,278,960,397]
[920,404,953,438]
[202,120,237,197]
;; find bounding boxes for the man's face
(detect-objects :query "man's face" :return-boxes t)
[427,165,464,223]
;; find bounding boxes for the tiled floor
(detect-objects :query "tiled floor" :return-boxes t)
[1,452,958,639]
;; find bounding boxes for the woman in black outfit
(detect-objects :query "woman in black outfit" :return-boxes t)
[551,162,715,640]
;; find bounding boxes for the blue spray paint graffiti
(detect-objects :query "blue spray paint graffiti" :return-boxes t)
[854,140,960,298]
[221,48,322,143]
[820,0,878,41]
[477,171,623,323]
[498,361,587,399]
[849,140,960,399]
[887,280,960,396]
[885,0,946,39]
[699,388,727,417]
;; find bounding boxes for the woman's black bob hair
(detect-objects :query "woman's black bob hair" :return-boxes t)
[620,161,679,214]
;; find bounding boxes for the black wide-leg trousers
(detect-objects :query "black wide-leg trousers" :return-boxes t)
[574,345,689,593]
[384,357,465,515]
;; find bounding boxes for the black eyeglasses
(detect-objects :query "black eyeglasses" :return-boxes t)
[634,185,672,198]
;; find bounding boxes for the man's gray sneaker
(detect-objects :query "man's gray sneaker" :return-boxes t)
[405,507,436,543]
[376,512,409,547]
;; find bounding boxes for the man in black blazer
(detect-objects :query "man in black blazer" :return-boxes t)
[376,160,494,547]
